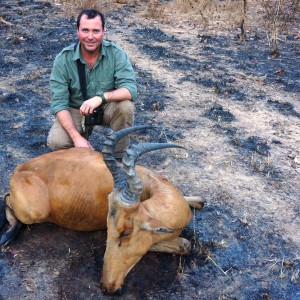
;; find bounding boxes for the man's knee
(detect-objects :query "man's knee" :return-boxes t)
[47,134,73,151]
[106,100,135,131]
[47,123,74,151]
[116,100,135,117]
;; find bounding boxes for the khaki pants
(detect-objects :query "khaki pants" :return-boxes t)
[47,100,134,157]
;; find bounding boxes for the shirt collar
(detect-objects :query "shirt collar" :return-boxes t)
[72,42,105,64]
[72,42,81,62]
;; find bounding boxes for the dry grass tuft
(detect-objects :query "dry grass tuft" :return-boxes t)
[57,0,299,39]
[58,0,166,19]
[291,268,299,284]
[169,0,299,53]
[260,0,300,55]
[176,255,190,279]
[265,256,300,282]
[206,255,233,276]
[0,16,13,26]
[57,0,119,17]
[143,0,165,19]
[173,0,245,30]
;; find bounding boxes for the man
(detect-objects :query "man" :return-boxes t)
[47,9,137,158]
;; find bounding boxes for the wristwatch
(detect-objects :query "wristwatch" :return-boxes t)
[96,90,107,105]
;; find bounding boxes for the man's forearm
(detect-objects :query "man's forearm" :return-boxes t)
[80,87,133,117]
[104,87,132,102]
[56,110,81,141]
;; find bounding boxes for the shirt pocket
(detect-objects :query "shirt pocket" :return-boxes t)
[95,68,115,91]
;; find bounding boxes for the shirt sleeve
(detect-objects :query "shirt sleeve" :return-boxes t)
[113,49,138,102]
[50,57,70,115]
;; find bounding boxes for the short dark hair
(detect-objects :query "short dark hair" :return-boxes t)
[77,9,105,30]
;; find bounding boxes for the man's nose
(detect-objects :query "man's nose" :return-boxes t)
[88,31,93,39]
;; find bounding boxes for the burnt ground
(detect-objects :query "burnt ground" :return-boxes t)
[0,0,300,299]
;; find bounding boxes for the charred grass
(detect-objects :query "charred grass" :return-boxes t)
[1,0,300,299]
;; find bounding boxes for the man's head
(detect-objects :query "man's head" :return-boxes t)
[77,9,105,30]
[77,9,105,54]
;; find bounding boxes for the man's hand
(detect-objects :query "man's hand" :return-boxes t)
[73,135,94,150]
[80,96,102,116]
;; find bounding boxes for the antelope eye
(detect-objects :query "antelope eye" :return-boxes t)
[120,228,131,238]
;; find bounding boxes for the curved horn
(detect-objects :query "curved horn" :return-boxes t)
[102,126,161,189]
[114,125,161,143]
[120,143,185,205]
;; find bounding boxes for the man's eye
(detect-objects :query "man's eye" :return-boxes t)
[94,30,100,34]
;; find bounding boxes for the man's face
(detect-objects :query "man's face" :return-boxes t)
[77,14,104,54]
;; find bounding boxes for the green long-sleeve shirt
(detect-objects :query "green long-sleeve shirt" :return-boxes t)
[50,40,137,115]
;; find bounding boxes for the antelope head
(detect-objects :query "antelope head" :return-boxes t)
[100,126,188,295]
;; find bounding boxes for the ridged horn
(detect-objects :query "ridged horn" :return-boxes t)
[120,143,185,205]
[102,126,161,189]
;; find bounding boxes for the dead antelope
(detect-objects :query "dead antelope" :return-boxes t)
[0,126,203,295]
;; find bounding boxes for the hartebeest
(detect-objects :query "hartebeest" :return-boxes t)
[0,126,203,295]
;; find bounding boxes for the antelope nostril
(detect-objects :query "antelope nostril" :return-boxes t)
[100,283,123,296]
[100,282,107,294]
[114,286,123,296]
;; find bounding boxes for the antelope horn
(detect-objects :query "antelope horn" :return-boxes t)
[120,143,185,205]
[102,126,161,189]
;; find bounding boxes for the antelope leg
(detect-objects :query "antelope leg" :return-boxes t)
[149,237,191,255]
[185,196,205,209]
[0,197,7,230]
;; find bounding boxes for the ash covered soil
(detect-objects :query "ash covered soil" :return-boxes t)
[0,0,300,299]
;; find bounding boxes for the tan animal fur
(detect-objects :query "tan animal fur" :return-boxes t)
[0,127,204,295]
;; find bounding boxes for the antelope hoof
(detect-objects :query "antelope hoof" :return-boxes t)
[185,196,205,210]
[0,220,23,246]
[179,239,191,255]
[0,204,23,246]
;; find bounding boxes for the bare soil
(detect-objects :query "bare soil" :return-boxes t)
[0,1,300,299]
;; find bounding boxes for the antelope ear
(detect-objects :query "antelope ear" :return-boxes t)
[141,218,176,234]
